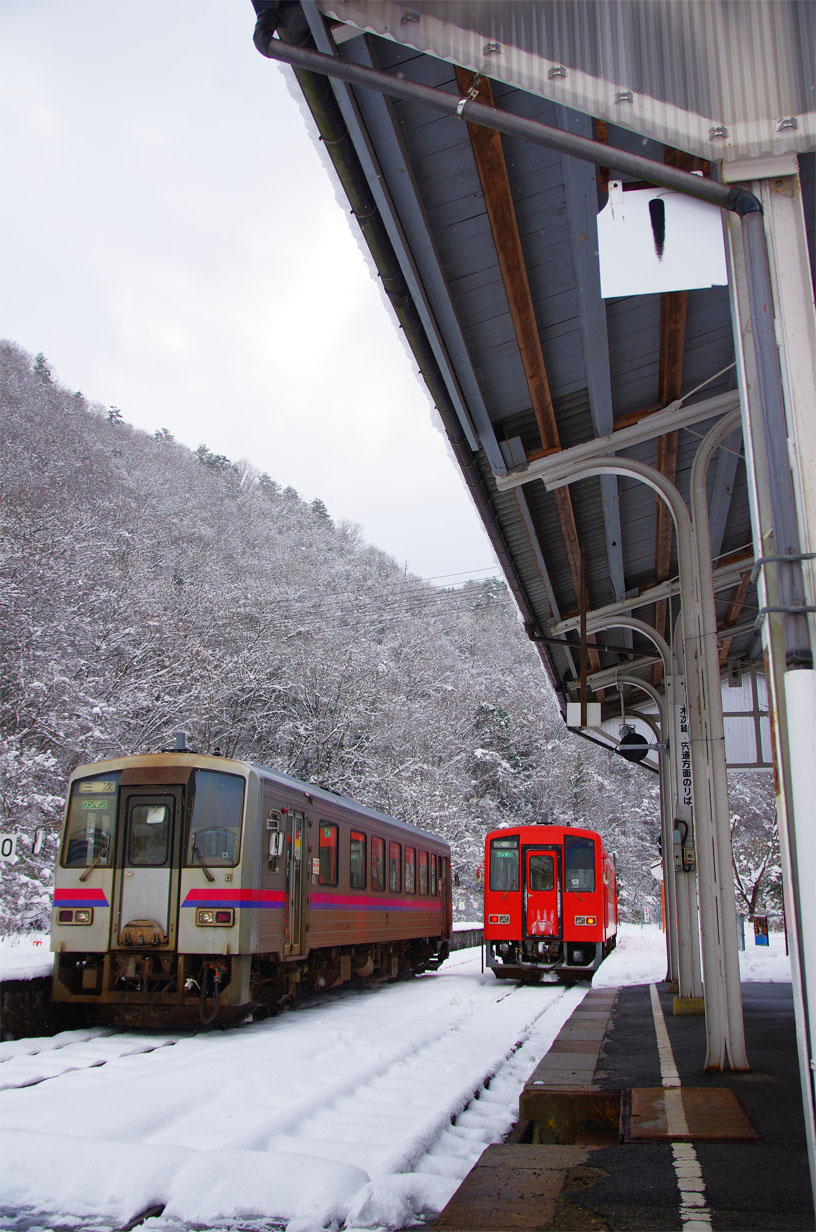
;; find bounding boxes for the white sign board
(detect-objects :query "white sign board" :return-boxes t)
[598,181,728,298]
[566,701,602,728]
[0,833,17,861]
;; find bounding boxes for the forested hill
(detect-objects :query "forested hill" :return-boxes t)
[1,340,660,931]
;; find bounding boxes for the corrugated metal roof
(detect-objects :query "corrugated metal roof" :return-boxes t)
[262,1,814,765]
[324,0,816,162]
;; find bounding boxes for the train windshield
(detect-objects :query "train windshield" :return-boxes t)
[564,835,596,892]
[489,836,519,892]
[185,770,245,867]
[62,772,121,867]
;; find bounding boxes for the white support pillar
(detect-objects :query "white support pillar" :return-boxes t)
[725,164,816,1196]
[579,612,702,998]
[667,665,704,1001]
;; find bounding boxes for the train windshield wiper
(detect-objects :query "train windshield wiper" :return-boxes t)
[79,843,109,882]
[191,841,215,882]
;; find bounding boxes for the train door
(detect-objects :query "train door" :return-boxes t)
[285,810,306,956]
[114,789,182,949]
[523,845,561,940]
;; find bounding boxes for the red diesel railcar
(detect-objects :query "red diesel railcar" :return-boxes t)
[483,824,617,982]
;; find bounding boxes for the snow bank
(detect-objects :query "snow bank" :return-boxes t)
[0,1129,368,1229]
[0,933,52,981]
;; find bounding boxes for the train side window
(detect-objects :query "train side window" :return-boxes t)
[319,823,338,886]
[389,841,401,892]
[350,829,366,890]
[62,772,120,867]
[529,854,555,892]
[564,836,596,892]
[371,836,385,891]
[430,852,438,895]
[404,846,416,894]
[489,836,519,892]
[419,850,429,895]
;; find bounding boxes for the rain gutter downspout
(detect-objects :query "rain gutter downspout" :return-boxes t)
[254,16,813,675]
[253,2,542,647]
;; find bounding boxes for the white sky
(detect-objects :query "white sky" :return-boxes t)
[0,0,498,584]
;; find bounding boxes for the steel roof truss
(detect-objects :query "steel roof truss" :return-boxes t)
[302,6,507,470]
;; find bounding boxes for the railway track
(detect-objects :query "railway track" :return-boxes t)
[0,949,586,1231]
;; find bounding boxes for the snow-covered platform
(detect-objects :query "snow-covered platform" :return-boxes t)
[433,981,815,1230]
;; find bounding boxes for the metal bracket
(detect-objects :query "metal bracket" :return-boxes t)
[751,552,816,582]
[456,74,483,118]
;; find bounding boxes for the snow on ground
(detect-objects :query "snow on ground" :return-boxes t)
[0,934,52,982]
[0,925,791,1232]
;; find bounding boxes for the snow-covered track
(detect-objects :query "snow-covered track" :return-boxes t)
[0,949,588,1231]
[0,1027,182,1090]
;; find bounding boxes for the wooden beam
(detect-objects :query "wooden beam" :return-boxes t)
[455,70,591,630]
[454,70,560,452]
[718,570,753,665]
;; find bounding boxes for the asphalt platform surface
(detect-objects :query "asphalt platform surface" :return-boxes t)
[433,981,815,1231]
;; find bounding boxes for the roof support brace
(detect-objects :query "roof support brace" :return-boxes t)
[532,443,748,1070]
[551,556,754,635]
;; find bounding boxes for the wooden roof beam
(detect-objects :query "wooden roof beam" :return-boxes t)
[454,69,588,619]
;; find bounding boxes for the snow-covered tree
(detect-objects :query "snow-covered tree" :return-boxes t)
[0,340,662,930]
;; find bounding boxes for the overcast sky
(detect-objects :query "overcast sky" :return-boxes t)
[0,0,498,584]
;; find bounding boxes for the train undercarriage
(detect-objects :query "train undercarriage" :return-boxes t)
[486,934,616,983]
[53,936,450,1027]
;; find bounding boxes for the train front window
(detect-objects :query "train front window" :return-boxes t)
[62,772,120,868]
[128,804,170,866]
[489,836,519,892]
[565,836,596,892]
[529,854,554,891]
[186,770,244,867]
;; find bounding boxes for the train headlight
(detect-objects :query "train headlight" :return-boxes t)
[488,914,511,925]
[196,908,234,927]
[57,908,94,925]
[574,915,597,926]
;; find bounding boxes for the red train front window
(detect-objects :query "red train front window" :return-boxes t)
[564,836,596,892]
[489,836,519,891]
